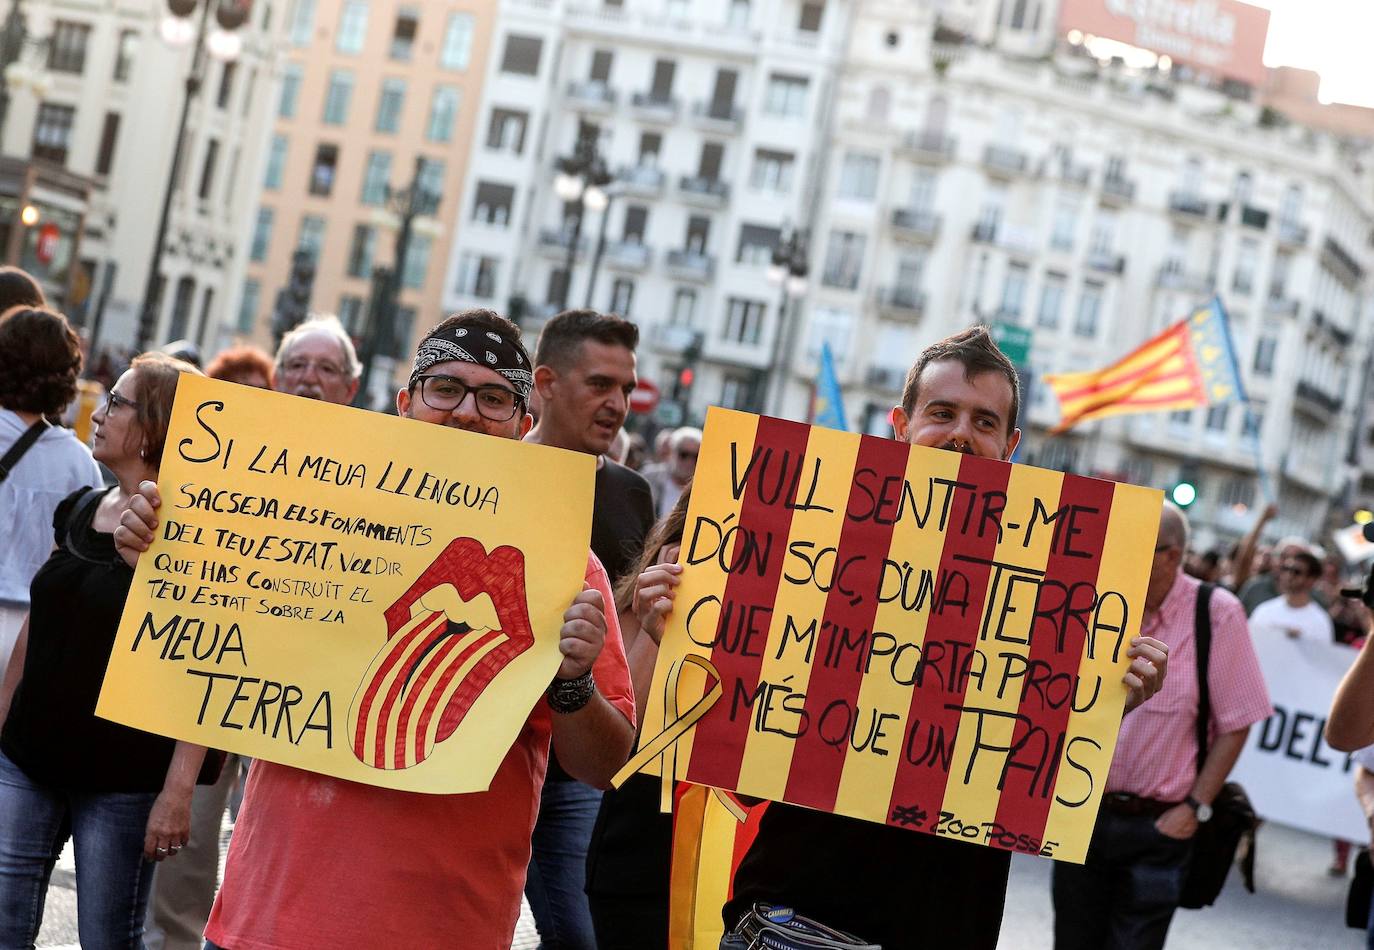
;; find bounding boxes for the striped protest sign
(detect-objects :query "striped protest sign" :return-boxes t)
[614,407,1162,864]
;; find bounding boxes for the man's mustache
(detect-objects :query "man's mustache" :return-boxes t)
[940,440,974,454]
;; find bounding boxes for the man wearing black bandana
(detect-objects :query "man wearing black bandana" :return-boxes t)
[114,310,638,950]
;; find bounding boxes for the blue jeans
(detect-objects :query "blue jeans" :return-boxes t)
[0,750,158,950]
[1052,809,1194,950]
[524,778,602,950]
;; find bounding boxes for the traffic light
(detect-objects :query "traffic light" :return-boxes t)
[1169,481,1198,508]
[678,367,695,389]
[272,249,317,341]
[1169,461,1200,509]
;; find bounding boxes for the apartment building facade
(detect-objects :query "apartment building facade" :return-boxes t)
[811,0,1374,546]
[221,0,500,406]
[0,0,284,352]
[441,0,849,420]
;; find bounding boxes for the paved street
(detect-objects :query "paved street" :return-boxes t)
[31,820,1361,948]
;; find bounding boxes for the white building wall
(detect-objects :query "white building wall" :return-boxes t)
[1,0,284,355]
[441,0,850,422]
[811,0,1374,547]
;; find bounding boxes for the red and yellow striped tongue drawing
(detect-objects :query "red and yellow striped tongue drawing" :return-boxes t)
[348,537,534,771]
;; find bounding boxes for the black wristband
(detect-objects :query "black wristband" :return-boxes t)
[547,670,596,714]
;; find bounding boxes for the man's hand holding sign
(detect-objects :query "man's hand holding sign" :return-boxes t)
[102,372,607,794]
[616,396,1167,864]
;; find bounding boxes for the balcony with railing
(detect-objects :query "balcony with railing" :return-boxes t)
[1100,174,1137,204]
[604,241,652,271]
[538,228,588,257]
[1264,295,1299,317]
[1057,162,1091,187]
[982,144,1028,177]
[970,221,1036,255]
[1294,379,1342,416]
[630,91,680,122]
[566,80,616,110]
[1277,218,1309,248]
[665,248,716,281]
[889,208,941,242]
[1086,251,1126,275]
[1155,265,1212,295]
[617,164,666,196]
[865,364,908,393]
[875,286,926,322]
[897,130,956,162]
[1323,235,1365,283]
[679,175,730,205]
[649,323,700,354]
[691,101,744,133]
[1168,191,1209,219]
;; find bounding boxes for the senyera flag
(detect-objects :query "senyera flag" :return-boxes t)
[615,407,1162,864]
[1044,297,1246,434]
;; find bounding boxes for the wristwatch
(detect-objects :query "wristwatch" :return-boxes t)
[1185,795,1213,822]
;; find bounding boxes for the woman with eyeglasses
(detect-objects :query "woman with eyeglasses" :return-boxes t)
[0,352,210,949]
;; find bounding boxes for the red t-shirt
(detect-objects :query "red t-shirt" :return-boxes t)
[204,553,634,950]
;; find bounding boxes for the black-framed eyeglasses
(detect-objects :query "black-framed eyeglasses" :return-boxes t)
[415,374,523,421]
[104,391,140,413]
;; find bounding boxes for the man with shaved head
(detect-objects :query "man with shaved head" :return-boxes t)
[1052,501,1273,950]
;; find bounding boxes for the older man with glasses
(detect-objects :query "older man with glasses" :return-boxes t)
[273,315,362,406]
[1052,501,1272,950]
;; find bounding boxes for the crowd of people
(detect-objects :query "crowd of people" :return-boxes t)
[7,262,1374,950]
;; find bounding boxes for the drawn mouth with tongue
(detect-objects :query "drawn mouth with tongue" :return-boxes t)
[348,537,534,770]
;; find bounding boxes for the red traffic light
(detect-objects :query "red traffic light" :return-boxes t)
[678,367,695,388]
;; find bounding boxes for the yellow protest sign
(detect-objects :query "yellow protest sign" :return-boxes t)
[615,407,1162,863]
[96,375,594,793]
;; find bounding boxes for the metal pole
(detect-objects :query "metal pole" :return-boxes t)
[559,193,583,311]
[356,175,421,407]
[135,0,212,351]
[766,285,791,417]
[583,193,615,310]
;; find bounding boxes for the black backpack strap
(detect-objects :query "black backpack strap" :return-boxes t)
[0,420,49,484]
[1194,582,1216,774]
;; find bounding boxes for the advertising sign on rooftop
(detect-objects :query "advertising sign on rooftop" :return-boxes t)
[1059,0,1271,87]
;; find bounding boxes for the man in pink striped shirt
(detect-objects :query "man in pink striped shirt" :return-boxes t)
[1053,501,1273,950]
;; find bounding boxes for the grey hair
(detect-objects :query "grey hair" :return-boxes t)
[1159,500,1190,551]
[670,427,703,450]
[275,314,362,380]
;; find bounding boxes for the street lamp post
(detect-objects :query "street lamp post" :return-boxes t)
[354,158,439,408]
[765,227,809,417]
[583,186,625,310]
[135,0,247,351]
[552,124,611,311]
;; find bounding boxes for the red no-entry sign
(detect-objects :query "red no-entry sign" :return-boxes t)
[629,378,660,414]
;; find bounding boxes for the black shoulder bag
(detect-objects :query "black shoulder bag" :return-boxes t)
[0,420,48,485]
[1179,582,1259,909]
[58,486,227,787]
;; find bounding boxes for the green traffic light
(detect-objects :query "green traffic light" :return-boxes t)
[1170,482,1197,508]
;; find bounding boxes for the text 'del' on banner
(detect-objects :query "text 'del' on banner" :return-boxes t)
[615,407,1162,863]
[96,375,595,794]
[1230,634,1368,842]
